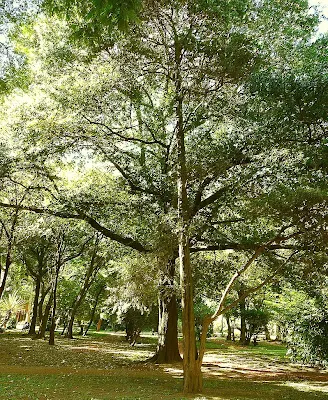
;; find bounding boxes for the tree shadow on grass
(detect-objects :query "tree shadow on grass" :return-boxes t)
[203,378,328,400]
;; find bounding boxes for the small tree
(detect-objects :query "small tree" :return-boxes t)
[0,292,25,329]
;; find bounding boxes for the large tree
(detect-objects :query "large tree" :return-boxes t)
[1,0,328,394]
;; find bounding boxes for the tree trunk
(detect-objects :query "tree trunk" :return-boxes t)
[66,269,98,338]
[176,77,202,392]
[238,290,247,345]
[37,284,51,326]
[174,38,203,391]
[177,158,202,391]
[61,319,67,335]
[49,264,60,346]
[183,360,203,394]
[84,285,104,336]
[66,309,76,338]
[96,319,102,331]
[150,258,181,363]
[0,249,12,299]
[154,293,181,363]
[28,276,41,336]
[38,290,45,324]
[226,315,232,341]
[38,292,53,339]
[264,324,271,341]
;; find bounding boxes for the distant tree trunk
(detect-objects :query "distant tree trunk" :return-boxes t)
[0,249,12,300]
[77,320,84,335]
[37,284,51,326]
[275,324,282,341]
[61,319,67,335]
[67,271,99,338]
[49,262,60,345]
[264,324,271,340]
[238,289,247,345]
[38,290,45,324]
[28,276,41,335]
[0,211,19,299]
[157,293,181,362]
[38,292,53,339]
[225,316,232,341]
[84,285,104,336]
[66,302,80,338]
[66,237,100,339]
[96,319,102,331]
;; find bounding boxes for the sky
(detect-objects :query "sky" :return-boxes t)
[309,0,328,33]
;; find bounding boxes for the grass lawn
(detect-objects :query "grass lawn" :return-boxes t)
[0,331,327,399]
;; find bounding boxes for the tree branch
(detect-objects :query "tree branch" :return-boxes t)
[190,243,310,253]
[0,202,149,253]
[83,115,162,146]
[217,251,299,318]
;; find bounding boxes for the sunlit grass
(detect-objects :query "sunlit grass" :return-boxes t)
[282,381,328,394]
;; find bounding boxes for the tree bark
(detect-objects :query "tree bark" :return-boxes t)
[178,180,202,379]
[84,285,104,336]
[155,292,181,363]
[37,291,53,339]
[0,248,12,299]
[239,293,247,345]
[264,324,271,341]
[66,291,87,339]
[38,286,46,324]
[150,258,181,363]
[0,211,19,299]
[226,315,232,341]
[66,254,99,338]
[28,276,41,335]
[96,319,102,331]
[49,262,60,345]
[175,65,202,392]
[173,33,203,391]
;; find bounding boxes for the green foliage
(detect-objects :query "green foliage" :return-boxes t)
[194,300,214,339]
[43,0,143,50]
[243,308,270,335]
[0,0,39,93]
[288,304,328,367]
[267,287,328,366]
[0,291,25,328]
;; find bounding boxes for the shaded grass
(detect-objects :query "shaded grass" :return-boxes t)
[0,369,182,400]
[0,331,327,400]
[1,371,327,400]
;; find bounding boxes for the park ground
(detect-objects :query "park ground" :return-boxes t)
[0,332,328,400]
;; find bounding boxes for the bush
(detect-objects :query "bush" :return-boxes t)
[287,307,328,367]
